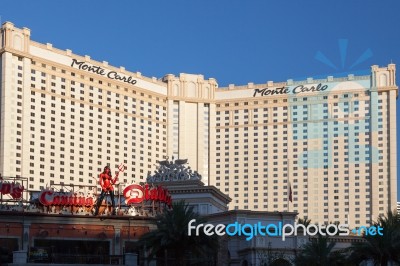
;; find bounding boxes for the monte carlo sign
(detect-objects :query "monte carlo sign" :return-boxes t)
[71,59,137,85]
[253,83,328,97]
[215,80,370,101]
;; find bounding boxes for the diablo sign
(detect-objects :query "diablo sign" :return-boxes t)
[0,181,24,199]
[123,184,172,207]
[39,190,94,206]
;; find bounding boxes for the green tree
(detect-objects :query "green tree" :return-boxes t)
[138,200,219,265]
[297,217,311,227]
[347,209,400,266]
[295,234,345,266]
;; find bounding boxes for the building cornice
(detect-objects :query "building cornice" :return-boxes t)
[169,187,232,204]
[1,47,170,101]
[217,75,371,92]
[29,40,166,87]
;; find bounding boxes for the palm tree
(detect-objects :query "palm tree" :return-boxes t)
[138,200,219,265]
[297,217,311,227]
[347,209,400,265]
[295,234,345,266]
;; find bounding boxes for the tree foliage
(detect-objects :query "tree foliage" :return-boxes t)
[138,200,219,265]
[347,209,400,266]
[295,234,346,266]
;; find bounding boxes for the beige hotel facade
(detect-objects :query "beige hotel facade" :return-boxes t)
[0,22,397,227]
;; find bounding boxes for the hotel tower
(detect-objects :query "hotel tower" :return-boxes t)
[0,22,397,227]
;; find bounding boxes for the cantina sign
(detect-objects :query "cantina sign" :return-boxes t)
[71,59,137,85]
[123,184,172,207]
[253,83,328,97]
[39,190,94,206]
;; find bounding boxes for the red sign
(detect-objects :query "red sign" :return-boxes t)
[0,181,24,199]
[39,190,94,206]
[123,184,172,207]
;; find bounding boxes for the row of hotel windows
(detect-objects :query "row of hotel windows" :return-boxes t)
[29,118,167,136]
[216,101,373,115]
[217,180,371,189]
[216,113,370,126]
[32,92,166,114]
[29,107,167,131]
[216,120,372,132]
[215,91,370,107]
[31,61,165,100]
[214,141,374,152]
[216,129,372,138]
[215,167,371,178]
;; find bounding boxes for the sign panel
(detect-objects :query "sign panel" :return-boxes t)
[71,59,137,85]
[215,80,370,100]
[39,190,94,206]
[123,184,172,207]
[0,181,24,199]
[37,183,171,208]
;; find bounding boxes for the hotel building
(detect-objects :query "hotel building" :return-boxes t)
[0,22,397,227]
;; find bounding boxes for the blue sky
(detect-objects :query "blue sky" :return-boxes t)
[2,0,400,200]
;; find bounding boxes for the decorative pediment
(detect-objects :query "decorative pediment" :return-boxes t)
[147,156,201,183]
